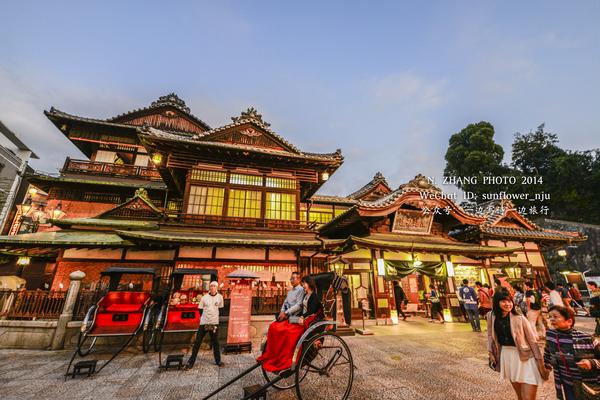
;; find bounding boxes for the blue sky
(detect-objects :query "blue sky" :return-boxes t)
[1,1,599,196]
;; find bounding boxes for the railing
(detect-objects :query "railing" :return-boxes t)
[0,290,67,320]
[165,213,316,231]
[61,158,162,181]
[72,289,105,321]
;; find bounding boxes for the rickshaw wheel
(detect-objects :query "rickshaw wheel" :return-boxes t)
[77,332,97,357]
[261,365,297,390]
[295,332,354,400]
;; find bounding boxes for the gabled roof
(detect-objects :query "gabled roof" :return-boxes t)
[347,172,391,200]
[0,120,39,159]
[139,126,344,163]
[96,188,163,220]
[107,93,211,131]
[197,107,301,154]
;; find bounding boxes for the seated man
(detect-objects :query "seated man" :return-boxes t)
[258,275,323,372]
[277,271,305,321]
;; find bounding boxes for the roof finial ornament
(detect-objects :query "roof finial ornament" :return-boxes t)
[374,171,385,181]
[231,107,271,127]
[135,187,150,200]
[150,93,190,113]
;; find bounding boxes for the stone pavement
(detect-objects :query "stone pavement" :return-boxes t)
[0,317,597,400]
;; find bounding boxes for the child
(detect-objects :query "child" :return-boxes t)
[544,305,600,399]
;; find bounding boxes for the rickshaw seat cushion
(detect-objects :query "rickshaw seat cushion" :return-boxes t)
[169,303,198,311]
[99,291,150,312]
[105,304,143,313]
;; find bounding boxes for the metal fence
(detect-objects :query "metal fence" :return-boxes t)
[0,290,67,320]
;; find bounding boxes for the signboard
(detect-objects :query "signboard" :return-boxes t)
[226,283,252,346]
[392,209,434,235]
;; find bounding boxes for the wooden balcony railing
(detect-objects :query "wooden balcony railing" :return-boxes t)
[0,290,67,320]
[61,158,162,181]
[165,213,316,231]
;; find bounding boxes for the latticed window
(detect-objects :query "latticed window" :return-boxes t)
[265,177,296,189]
[187,186,225,215]
[230,173,263,186]
[308,211,334,224]
[190,169,227,183]
[227,189,262,218]
[265,192,296,220]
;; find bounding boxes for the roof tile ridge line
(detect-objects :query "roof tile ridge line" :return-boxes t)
[140,125,342,160]
[45,107,139,129]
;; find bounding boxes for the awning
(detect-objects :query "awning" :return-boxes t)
[51,218,159,230]
[0,230,133,256]
[324,233,520,258]
[115,228,323,248]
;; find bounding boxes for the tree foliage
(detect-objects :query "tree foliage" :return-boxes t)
[444,121,510,197]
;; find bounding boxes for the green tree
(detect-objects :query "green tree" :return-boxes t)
[444,121,509,199]
[512,123,565,176]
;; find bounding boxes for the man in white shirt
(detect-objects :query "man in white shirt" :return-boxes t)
[544,281,564,308]
[186,281,224,368]
[277,271,305,321]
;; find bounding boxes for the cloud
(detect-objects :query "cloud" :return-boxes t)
[368,72,447,112]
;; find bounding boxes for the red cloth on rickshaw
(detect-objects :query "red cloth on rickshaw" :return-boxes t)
[257,314,318,373]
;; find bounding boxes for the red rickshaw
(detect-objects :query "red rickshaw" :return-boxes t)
[202,272,354,400]
[153,268,218,369]
[65,267,158,378]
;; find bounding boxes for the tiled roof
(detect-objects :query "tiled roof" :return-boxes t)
[329,233,520,256]
[479,225,585,241]
[347,172,391,200]
[310,194,357,205]
[116,228,322,248]
[27,171,167,190]
[51,218,159,230]
[45,108,135,129]
[0,230,131,247]
[140,126,343,163]
[197,107,302,154]
[106,93,211,131]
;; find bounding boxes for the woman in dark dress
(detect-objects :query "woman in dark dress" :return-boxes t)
[258,276,323,372]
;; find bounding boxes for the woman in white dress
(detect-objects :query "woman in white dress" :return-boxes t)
[487,289,549,400]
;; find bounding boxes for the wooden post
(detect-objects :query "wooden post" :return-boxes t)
[51,270,85,350]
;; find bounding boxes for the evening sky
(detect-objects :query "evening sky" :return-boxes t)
[1,1,598,196]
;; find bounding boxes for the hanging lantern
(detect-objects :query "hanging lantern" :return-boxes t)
[17,256,31,266]
[321,171,329,181]
[151,153,163,165]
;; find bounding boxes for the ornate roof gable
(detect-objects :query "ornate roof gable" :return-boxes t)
[197,107,302,154]
[97,188,163,220]
[107,93,211,134]
[347,172,392,200]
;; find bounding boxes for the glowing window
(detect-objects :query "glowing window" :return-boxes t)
[190,169,227,183]
[187,186,225,215]
[227,189,262,218]
[266,192,296,220]
[230,173,263,186]
[265,177,296,189]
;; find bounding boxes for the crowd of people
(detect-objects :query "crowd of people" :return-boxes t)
[483,279,600,400]
[415,278,600,399]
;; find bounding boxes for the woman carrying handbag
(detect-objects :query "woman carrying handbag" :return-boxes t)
[487,289,549,400]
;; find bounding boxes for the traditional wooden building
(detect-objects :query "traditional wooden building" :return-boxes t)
[317,174,586,321]
[0,95,585,324]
